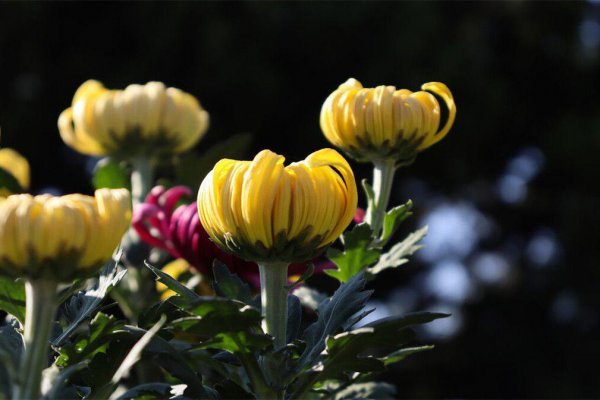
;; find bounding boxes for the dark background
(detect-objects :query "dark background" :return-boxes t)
[1,2,599,398]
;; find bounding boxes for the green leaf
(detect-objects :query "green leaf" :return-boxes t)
[332,381,397,400]
[212,260,253,304]
[382,345,434,366]
[292,286,327,311]
[380,200,413,245]
[175,133,252,188]
[367,226,427,276]
[56,312,127,367]
[286,294,302,344]
[189,350,253,397]
[42,361,89,400]
[321,313,447,380]
[113,383,173,400]
[0,316,23,399]
[0,276,25,324]
[89,316,167,400]
[170,297,271,354]
[292,312,447,396]
[297,272,373,369]
[325,223,380,283]
[53,259,127,346]
[116,325,209,399]
[361,179,375,211]
[0,166,24,193]
[145,261,200,304]
[92,158,130,190]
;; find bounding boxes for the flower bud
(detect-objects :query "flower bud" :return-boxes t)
[0,189,131,281]
[0,148,30,192]
[320,78,456,163]
[197,149,357,263]
[58,80,209,159]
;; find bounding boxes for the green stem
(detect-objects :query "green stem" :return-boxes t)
[258,262,289,350]
[238,352,277,400]
[13,280,58,400]
[130,157,154,206]
[365,159,396,237]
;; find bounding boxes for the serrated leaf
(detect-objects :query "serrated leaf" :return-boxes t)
[212,260,253,304]
[188,350,253,397]
[145,261,200,304]
[0,276,25,324]
[170,297,270,354]
[367,226,427,276]
[0,166,24,193]
[116,325,209,399]
[92,158,130,190]
[380,200,413,245]
[297,272,373,369]
[291,312,448,396]
[53,259,127,346]
[89,316,167,400]
[56,313,127,368]
[321,313,446,379]
[333,381,397,400]
[175,133,252,188]
[325,224,380,283]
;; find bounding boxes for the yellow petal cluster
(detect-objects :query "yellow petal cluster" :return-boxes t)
[0,188,131,281]
[0,148,30,192]
[58,80,209,158]
[320,78,456,163]
[198,149,357,262]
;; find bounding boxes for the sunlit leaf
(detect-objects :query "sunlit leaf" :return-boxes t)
[326,224,380,282]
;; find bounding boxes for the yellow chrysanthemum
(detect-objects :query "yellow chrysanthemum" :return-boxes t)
[0,148,30,192]
[0,188,131,281]
[58,80,209,159]
[320,78,456,163]
[198,149,357,263]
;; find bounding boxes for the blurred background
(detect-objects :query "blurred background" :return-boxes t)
[1,2,599,398]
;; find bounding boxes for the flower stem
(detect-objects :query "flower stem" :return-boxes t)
[14,280,58,400]
[365,158,396,237]
[258,262,289,350]
[131,157,154,206]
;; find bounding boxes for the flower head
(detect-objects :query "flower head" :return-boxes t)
[133,185,331,288]
[58,80,209,159]
[320,78,456,163]
[0,148,30,193]
[197,149,357,263]
[0,189,131,281]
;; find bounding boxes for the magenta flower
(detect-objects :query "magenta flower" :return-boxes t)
[133,185,331,289]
